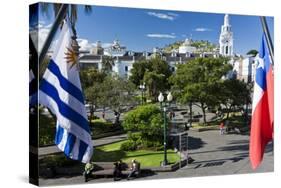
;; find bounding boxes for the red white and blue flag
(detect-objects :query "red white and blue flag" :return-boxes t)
[249,33,274,169]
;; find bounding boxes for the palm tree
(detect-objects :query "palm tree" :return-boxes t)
[40,3,92,27]
[38,3,92,72]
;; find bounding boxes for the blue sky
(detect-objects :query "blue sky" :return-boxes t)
[39,4,274,55]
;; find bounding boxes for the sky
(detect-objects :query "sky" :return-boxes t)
[37,4,274,56]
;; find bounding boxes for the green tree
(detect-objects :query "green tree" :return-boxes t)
[129,60,151,86]
[144,71,166,101]
[84,84,101,118]
[104,76,136,113]
[122,104,164,143]
[170,57,232,124]
[80,68,107,90]
[219,79,251,119]
[150,56,172,78]
[246,49,258,57]
[85,76,136,116]
[129,57,172,101]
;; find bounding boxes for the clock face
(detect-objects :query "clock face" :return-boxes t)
[220,37,227,43]
[221,35,231,43]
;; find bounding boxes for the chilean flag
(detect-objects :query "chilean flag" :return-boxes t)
[249,33,274,169]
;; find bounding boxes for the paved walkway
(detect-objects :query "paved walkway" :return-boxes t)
[39,130,273,186]
[141,130,273,180]
[39,134,127,156]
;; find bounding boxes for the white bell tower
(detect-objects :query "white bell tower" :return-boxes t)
[219,14,233,56]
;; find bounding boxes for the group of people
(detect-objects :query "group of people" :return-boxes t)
[84,159,140,182]
[113,159,140,181]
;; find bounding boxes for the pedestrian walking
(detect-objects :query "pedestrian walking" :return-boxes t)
[220,121,225,135]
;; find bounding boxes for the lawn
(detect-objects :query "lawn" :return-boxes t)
[93,140,180,167]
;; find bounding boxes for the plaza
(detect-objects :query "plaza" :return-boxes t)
[39,129,273,186]
[30,4,274,186]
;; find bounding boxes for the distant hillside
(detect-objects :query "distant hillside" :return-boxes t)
[163,40,217,53]
[163,40,184,53]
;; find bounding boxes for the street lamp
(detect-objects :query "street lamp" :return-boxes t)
[158,92,173,166]
[139,83,146,105]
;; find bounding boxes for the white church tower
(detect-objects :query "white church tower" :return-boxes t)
[219,14,233,56]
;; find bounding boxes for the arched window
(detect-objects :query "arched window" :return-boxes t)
[225,46,228,55]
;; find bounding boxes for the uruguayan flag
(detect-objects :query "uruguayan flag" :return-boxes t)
[39,19,93,163]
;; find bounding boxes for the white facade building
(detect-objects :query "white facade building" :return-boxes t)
[232,56,258,83]
[179,38,197,54]
[79,40,200,78]
[79,37,221,78]
[219,14,234,56]
[104,40,127,57]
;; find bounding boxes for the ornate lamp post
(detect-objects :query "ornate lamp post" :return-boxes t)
[158,92,173,166]
[139,83,146,105]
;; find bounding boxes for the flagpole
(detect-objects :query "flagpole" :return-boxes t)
[38,4,68,66]
[260,16,274,66]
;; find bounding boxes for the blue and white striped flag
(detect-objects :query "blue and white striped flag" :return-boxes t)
[39,19,93,163]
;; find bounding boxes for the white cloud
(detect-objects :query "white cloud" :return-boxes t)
[101,43,112,48]
[77,38,94,51]
[31,21,113,53]
[146,33,176,39]
[194,28,213,32]
[78,39,113,50]
[147,12,178,21]
[29,23,51,53]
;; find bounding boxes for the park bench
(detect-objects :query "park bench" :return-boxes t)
[84,162,141,181]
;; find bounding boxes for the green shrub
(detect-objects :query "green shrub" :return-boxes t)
[120,140,137,151]
[39,114,56,146]
[91,119,113,128]
[128,132,141,142]
[123,104,165,143]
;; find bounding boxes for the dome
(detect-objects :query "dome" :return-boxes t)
[184,38,192,46]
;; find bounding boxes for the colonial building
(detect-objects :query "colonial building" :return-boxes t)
[219,14,234,56]
[78,39,212,78]
[78,14,236,79]
[232,56,258,83]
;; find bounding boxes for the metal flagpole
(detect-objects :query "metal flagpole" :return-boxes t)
[260,16,274,66]
[38,4,68,66]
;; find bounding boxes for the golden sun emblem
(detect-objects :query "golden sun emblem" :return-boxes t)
[64,46,78,69]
